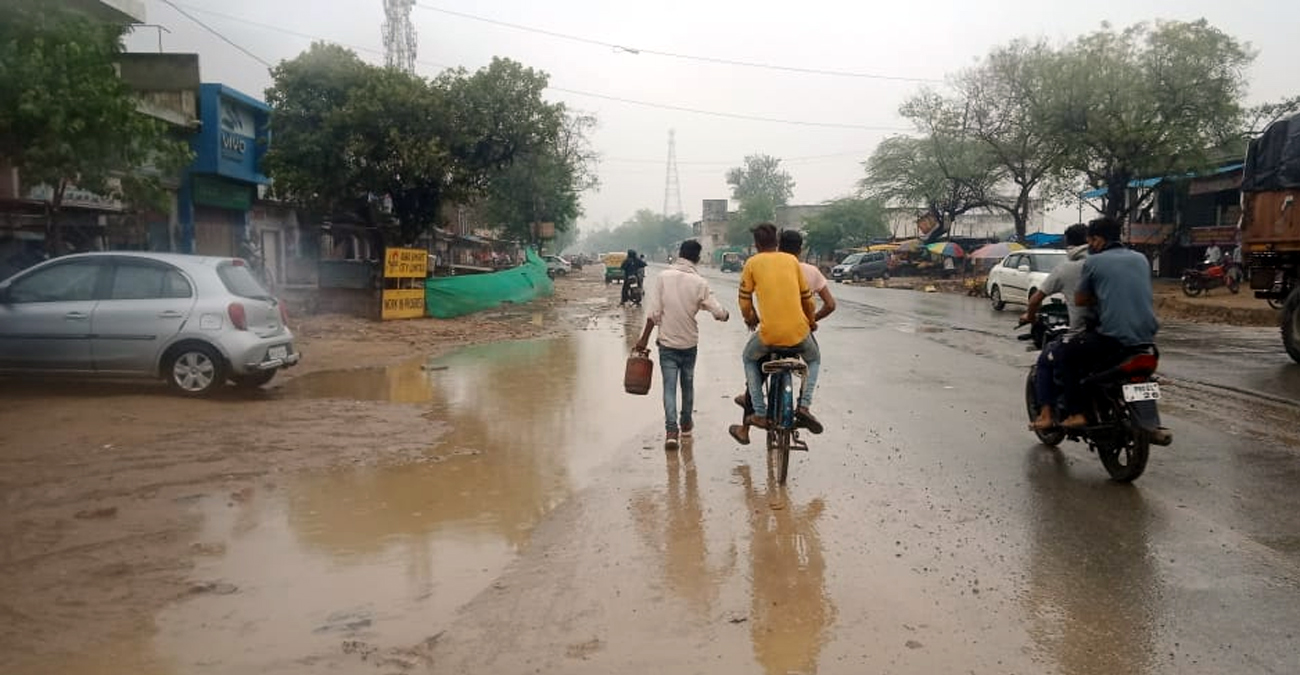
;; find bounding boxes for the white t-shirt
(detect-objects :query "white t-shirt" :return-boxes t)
[800,262,828,294]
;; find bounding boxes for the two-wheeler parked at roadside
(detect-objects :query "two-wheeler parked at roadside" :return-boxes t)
[1182,262,1241,296]
[1018,304,1172,482]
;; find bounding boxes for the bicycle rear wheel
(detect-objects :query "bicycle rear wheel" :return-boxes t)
[774,429,791,484]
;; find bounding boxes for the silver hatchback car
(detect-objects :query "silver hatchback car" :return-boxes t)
[0,252,300,395]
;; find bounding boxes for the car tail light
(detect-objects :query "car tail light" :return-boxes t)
[228,302,248,331]
[278,299,289,327]
[1119,353,1158,375]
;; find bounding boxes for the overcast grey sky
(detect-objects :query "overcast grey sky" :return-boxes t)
[125,0,1300,233]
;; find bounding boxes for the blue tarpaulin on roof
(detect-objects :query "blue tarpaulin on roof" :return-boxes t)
[1023,232,1063,247]
[1078,163,1244,200]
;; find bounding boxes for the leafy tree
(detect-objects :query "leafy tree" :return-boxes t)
[0,0,192,255]
[1050,20,1254,221]
[939,40,1072,240]
[1242,95,1300,138]
[580,210,690,259]
[480,112,599,243]
[725,154,795,244]
[859,135,997,238]
[801,197,889,257]
[266,48,575,245]
[263,43,374,223]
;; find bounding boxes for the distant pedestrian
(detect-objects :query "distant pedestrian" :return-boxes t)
[635,240,730,449]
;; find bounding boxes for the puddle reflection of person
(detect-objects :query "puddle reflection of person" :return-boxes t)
[628,440,729,618]
[735,464,835,675]
[1022,451,1158,675]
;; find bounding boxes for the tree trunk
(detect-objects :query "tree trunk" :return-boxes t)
[44,179,68,257]
[1104,171,1130,222]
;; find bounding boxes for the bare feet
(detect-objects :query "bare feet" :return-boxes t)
[1060,414,1088,429]
[1028,408,1056,431]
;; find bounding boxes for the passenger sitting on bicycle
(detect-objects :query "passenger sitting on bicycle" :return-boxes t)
[729,223,821,446]
[731,229,834,441]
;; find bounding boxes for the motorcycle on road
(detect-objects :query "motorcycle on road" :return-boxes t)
[1019,303,1171,482]
[1181,261,1241,297]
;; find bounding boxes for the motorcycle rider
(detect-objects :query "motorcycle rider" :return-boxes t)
[1058,216,1159,430]
[1021,223,1094,431]
[728,223,820,445]
[620,249,647,306]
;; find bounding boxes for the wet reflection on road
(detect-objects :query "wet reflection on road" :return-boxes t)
[630,442,733,619]
[1021,449,1158,675]
[736,463,836,675]
[153,332,638,673]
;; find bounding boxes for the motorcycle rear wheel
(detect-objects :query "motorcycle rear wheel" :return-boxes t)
[1094,402,1150,482]
[1025,366,1065,447]
[1181,276,1203,297]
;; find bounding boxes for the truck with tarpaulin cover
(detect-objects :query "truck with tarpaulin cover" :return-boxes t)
[1240,111,1300,363]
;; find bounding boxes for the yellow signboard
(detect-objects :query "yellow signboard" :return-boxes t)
[381,288,426,320]
[384,247,428,278]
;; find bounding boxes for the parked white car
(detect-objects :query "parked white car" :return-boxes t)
[986,249,1069,311]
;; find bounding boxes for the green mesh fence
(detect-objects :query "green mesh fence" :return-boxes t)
[424,249,554,318]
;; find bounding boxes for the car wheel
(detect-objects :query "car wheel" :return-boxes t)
[990,285,1006,311]
[165,343,227,397]
[882,271,890,281]
[232,370,277,389]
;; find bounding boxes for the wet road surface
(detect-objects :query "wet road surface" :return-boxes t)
[14,268,1300,674]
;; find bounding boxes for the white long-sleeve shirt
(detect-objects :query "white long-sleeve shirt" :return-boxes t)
[646,259,729,349]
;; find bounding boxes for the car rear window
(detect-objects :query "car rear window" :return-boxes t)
[217,262,271,299]
[1034,254,1066,272]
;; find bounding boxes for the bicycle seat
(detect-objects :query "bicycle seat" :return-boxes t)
[762,358,807,374]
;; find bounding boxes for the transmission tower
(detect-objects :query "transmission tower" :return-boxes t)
[382,0,417,73]
[663,129,683,219]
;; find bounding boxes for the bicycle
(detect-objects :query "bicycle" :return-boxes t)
[760,352,810,485]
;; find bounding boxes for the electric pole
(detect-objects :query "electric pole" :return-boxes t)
[663,129,683,220]
[382,0,417,74]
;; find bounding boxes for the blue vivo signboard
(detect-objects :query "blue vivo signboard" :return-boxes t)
[193,83,270,185]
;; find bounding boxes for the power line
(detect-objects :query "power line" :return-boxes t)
[545,87,909,131]
[603,149,875,166]
[159,0,272,68]
[165,4,910,131]
[413,2,943,84]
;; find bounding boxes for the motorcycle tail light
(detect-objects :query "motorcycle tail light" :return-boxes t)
[1119,354,1158,375]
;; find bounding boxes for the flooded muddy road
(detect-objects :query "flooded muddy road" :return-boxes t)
[3,271,1300,674]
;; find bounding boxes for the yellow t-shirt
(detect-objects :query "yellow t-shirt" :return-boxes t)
[739,251,815,346]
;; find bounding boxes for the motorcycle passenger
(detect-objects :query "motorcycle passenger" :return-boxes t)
[1058,216,1160,430]
[1021,223,1094,431]
[729,223,821,445]
[621,249,647,306]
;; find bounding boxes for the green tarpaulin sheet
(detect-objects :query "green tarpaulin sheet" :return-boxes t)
[424,249,554,318]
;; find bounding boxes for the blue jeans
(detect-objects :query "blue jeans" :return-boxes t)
[659,344,698,432]
[743,333,820,416]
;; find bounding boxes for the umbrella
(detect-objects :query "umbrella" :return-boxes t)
[896,239,924,253]
[927,241,965,258]
[969,242,1026,259]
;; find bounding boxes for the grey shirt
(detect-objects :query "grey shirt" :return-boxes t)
[1078,245,1159,347]
[1037,245,1095,334]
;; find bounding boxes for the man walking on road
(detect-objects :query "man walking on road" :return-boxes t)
[635,240,730,450]
[729,223,821,446]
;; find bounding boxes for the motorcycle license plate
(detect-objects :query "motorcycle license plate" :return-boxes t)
[1122,382,1161,402]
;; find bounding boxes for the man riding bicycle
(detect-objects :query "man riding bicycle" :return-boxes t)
[728,223,822,446]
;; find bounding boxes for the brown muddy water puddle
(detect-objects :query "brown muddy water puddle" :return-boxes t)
[141,329,640,673]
